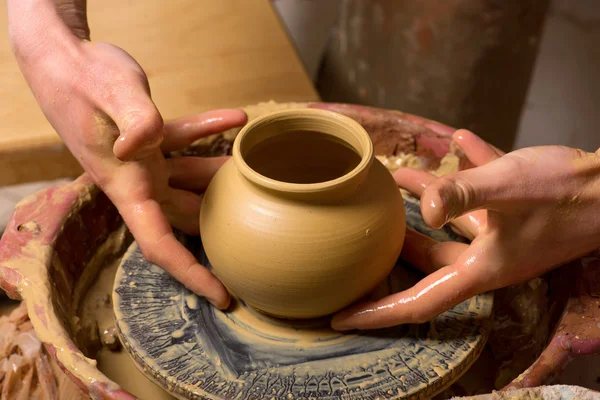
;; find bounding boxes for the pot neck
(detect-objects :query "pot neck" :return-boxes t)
[232,109,374,203]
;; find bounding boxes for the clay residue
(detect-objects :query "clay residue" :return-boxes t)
[376,152,459,176]
[0,208,126,396]
[452,384,598,399]
[76,252,175,400]
[434,153,461,176]
[215,298,349,346]
[378,153,460,200]
[110,237,491,400]
[0,301,89,399]
[1,207,168,398]
[376,153,424,171]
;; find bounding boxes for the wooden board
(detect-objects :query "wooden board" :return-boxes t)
[0,0,318,185]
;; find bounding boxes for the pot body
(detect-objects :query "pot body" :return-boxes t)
[200,109,406,319]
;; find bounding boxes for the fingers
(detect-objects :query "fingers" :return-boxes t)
[445,212,483,241]
[100,86,165,162]
[119,198,230,309]
[453,129,504,167]
[419,156,519,229]
[331,241,490,331]
[168,156,229,191]
[161,189,203,235]
[401,229,468,274]
[393,168,482,239]
[161,109,248,153]
[393,168,435,197]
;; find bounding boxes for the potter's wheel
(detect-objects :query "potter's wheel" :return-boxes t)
[113,195,493,400]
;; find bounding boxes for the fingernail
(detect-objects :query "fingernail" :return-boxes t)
[137,134,164,157]
[441,186,467,227]
[330,315,356,331]
[330,306,364,331]
[426,190,450,229]
[133,146,159,161]
[114,133,162,161]
[207,293,230,310]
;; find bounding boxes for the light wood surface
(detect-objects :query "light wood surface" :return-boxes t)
[0,0,318,186]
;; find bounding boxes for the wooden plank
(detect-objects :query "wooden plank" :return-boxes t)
[0,0,318,186]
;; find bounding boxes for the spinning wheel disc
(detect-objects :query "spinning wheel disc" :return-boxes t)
[113,196,492,399]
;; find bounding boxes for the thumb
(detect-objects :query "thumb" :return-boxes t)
[420,157,521,229]
[103,86,164,162]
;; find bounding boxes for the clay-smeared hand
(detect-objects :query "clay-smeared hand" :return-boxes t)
[99,110,245,311]
[8,0,248,308]
[332,130,600,330]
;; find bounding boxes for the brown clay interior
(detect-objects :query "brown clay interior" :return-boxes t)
[244,131,361,184]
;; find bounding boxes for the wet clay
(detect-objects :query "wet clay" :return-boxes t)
[0,191,128,396]
[376,153,459,176]
[77,253,175,399]
[201,109,407,319]
[0,301,90,399]
[244,131,361,184]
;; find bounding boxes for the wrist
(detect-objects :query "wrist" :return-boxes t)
[7,0,88,65]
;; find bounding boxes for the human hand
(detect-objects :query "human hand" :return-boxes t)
[101,110,246,311]
[8,0,248,308]
[332,130,600,330]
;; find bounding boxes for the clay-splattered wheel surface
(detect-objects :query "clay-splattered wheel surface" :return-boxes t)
[113,195,493,400]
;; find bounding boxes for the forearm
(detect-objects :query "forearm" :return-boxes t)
[7,0,88,65]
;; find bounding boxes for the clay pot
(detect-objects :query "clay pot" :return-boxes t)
[200,109,406,319]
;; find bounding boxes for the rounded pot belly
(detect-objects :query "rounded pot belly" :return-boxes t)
[200,158,406,319]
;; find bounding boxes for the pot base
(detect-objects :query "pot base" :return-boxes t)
[113,195,493,400]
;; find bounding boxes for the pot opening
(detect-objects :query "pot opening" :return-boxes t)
[234,109,373,195]
[244,130,361,184]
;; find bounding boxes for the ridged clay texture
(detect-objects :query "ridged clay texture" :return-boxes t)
[200,109,406,319]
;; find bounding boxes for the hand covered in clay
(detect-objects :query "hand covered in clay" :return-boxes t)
[332,130,600,330]
[7,0,247,308]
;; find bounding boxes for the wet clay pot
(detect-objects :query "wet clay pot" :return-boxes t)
[200,109,406,319]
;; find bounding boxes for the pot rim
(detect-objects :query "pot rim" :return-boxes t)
[232,108,374,194]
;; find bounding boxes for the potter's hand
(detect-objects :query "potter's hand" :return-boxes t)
[8,0,167,162]
[7,0,248,308]
[332,130,600,330]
